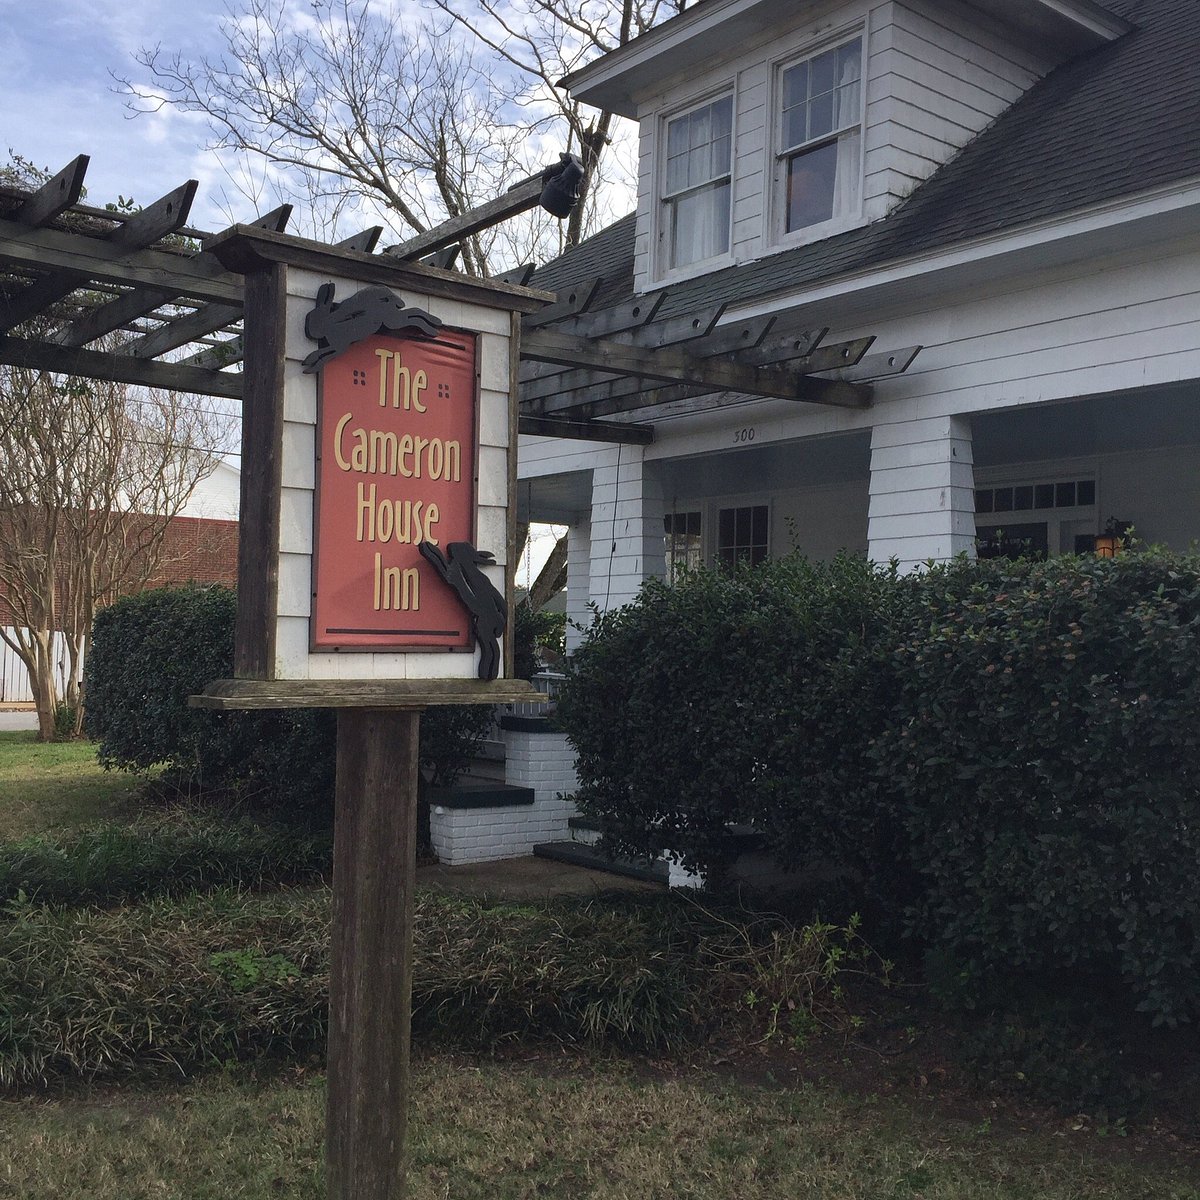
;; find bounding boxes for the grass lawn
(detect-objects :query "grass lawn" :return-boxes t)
[0,731,142,840]
[2,1056,1197,1200]
[0,734,1196,1199]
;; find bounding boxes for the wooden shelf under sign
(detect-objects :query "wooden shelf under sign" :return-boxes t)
[188,677,543,710]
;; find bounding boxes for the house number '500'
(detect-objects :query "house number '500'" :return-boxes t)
[733,427,756,444]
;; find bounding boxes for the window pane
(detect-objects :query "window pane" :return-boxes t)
[783,61,808,111]
[1034,483,1054,509]
[667,117,688,159]
[811,47,837,96]
[975,489,994,514]
[783,103,809,151]
[690,106,711,150]
[809,90,835,139]
[1013,486,1033,511]
[719,508,734,544]
[666,151,688,194]
[1077,480,1096,506]
[993,488,1013,513]
[669,180,730,267]
[835,81,860,128]
[735,507,751,543]
[786,140,838,231]
[838,38,862,82]
[712,94,732,139]
[752,505,768,544]
[711,134,731,178]
[1056,481,1076,507]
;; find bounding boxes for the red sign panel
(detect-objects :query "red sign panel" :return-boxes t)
[312,330,478,651]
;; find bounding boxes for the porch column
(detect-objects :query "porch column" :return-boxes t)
[867,415,976,572]
[588,446,666,613]
[564,518,591,655]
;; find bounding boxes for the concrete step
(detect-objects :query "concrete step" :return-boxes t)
[533,840,668,885]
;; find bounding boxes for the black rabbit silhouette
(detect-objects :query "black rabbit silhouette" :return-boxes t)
[302,283,443,373]
[418,541,508,681]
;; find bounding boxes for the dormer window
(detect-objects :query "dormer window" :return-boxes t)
[662,92,733,271]
[777,35,863,237]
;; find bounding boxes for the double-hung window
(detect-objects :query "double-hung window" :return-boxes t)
[777,36,863,236]
[662,93,733,271]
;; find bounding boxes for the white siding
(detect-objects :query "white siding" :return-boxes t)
[864,1,1050,219]
[628,0,1055,291]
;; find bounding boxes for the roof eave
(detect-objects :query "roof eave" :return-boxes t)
[561,0,1131,117]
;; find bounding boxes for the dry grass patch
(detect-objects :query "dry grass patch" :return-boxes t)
[1,1059,1197,1200]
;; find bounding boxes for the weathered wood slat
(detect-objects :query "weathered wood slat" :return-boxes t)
[51,285,181,348]
[522,327,868,407]
[835,344,922,381]
[335,227,384,254]
[518,303,727,397]
[420,245,460,270]
[326,709,419,1200]
[520,276,602,328]
[109,180,198,249]
[0,218,244,321]
[0,333,242,398]
[188,677,541,709]
[13,155,89,228]
[495,263,536,287]
[519,414,654,444]
[385,173,544,261]
[537,291,666,340]
[181,335,243,370]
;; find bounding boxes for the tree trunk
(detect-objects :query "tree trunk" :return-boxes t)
[29,631,58,742]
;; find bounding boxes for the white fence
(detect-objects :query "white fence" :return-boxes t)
[0,628,73,705]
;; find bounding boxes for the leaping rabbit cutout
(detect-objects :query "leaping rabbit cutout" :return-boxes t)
[302,283,443,373]
[418,542,508,681]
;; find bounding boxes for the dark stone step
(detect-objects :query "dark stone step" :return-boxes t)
[429,780,535,810]
[533,840,668,885]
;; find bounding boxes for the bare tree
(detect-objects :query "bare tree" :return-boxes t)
[429,0,688,252]
[122,0,532,275]
[0,351,228,740]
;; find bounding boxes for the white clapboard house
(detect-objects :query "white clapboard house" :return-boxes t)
[440,0,1200,869]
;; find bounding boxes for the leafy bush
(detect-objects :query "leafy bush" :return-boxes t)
[561,549,1200,1036]
[887,551,1200,1028]
[560,554,914,913]
[0,813,331,908]
[514,602,567,679]
[0,888,875,1085]
[86,586,491,818]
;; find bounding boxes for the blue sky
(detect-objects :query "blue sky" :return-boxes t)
[0,0,247,229]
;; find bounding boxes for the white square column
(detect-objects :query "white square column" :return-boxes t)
[588,447,666,613]
[564,518,592,655]
[868,416,976,572]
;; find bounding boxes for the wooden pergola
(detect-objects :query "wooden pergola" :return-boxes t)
[0,156,921,443]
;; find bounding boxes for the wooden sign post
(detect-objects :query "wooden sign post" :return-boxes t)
[191,225,548,1199]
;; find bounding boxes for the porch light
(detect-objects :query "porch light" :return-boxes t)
[1093,517,1131,558]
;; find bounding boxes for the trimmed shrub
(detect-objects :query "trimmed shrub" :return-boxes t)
[887,550,1200,1028]
[0,888,874,1085]
[0,813,331,908]
[561,549,1200,1036]
[86,586,491,817]
[559,554,914,911]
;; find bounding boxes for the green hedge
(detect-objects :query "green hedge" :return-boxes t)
[560,555,915,911]
[86,587,493,819]
[559,550,1200,1031]
[887,551,1200,1028]
[0,889,871,1085]
[0,813,331,908]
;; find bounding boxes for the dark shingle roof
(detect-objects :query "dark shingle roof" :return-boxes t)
[532,0,1200,318]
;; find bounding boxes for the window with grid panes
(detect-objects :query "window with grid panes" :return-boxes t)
[662,93,733,270]
[778,36,863,235]
[717,505,769,568]
[664,511,703,580]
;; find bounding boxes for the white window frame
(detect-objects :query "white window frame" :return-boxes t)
[973,465,1101,557]
[656,87,736,281]
[770,29,867,247]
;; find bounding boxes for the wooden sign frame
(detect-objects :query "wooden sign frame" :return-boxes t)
[191,226,550,1200]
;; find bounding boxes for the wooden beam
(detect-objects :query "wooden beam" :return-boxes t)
[521,276,602,328]
[385,173,544,261]
[0,217,244,336]
[181,335,243,370]
[52,285,181,348]
[420,245,460,270]
[519,414,654,444]
[495,263,536,287]
[519,303,727,396]
[336,227,384,254]
[836,344,922,381]
[13,155,89,228]
[522,327,867,407]
[109,180,198,249]
[540,291,666,340]
[0,333,243,398]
